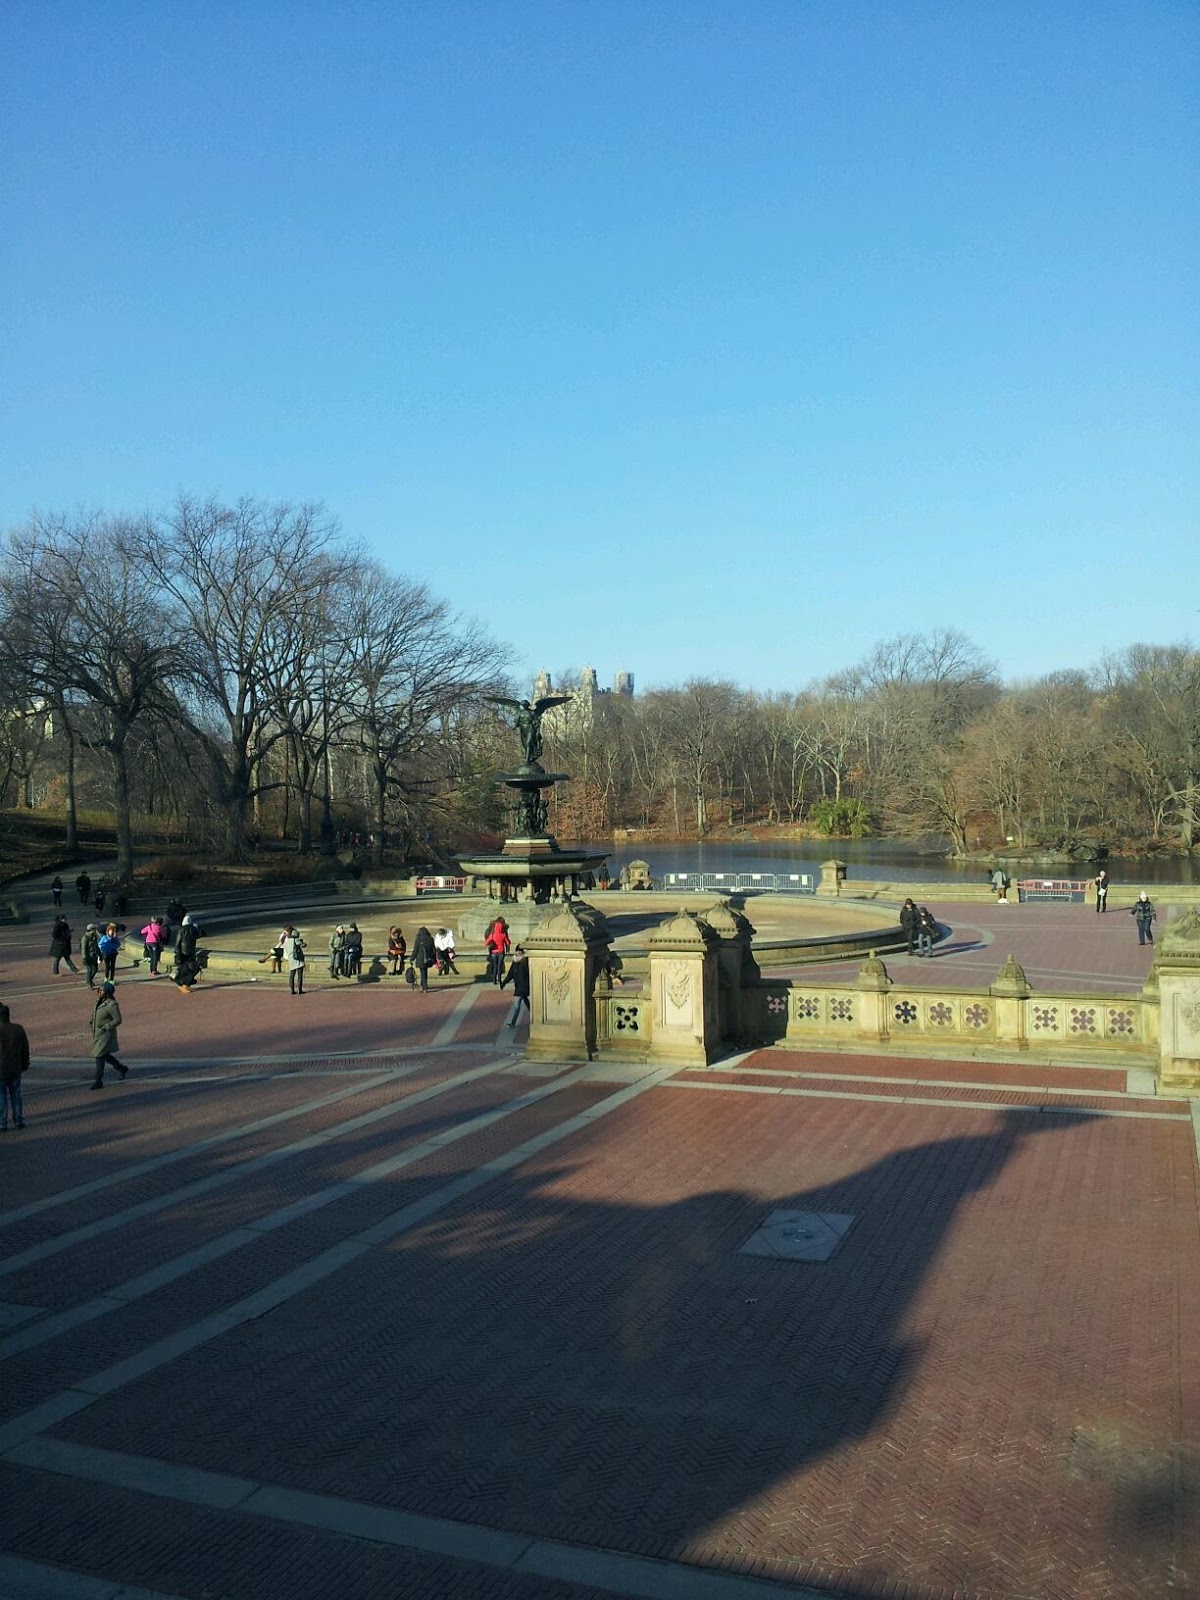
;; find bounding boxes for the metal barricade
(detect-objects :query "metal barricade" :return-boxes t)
[1015,878,1088,904]
[660,870,816,896]
[415,876,467,895]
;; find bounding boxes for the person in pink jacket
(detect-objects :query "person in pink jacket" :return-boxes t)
[140,915,168,976]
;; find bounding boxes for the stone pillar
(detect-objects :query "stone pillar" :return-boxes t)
[1154,908,1200,1090]
[989,954,1031,1052]
[523,902,613,1063]
[646,910,720,1066]
[698,899,756,1042]
[855,951,891,1044]
[818,858,847,897]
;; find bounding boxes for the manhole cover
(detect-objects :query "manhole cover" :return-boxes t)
[738,1209,856,1263]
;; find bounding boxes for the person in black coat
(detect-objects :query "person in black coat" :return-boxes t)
[50,915,79,976]
[500,946,530,1027]
[410,926,436,993]
[899,898,920,954]
[0,1004,31,1130]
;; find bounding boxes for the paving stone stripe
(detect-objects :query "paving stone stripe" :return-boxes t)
[431,981,485,1046]
[6,1438,833,1600]
[0,1067,404,1228]
[704,1062,1168,1102]
[0,1061,593,1361]
[0,1066,674,1383]
[0,1553,188,1600]
[0,1058,510,1279]
[664,1076,1193,1121]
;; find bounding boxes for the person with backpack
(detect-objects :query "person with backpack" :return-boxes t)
[410,926,436,992]
[484,917,511,984]
[283,928,306,995]
[81,923,101,990]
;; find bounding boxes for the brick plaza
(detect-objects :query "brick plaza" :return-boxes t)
[0,898,1197,1600]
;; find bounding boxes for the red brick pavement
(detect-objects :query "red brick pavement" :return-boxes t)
[2,948,1197,1600]
[784,900,1162,995]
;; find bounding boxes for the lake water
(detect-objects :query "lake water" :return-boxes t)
[578,838,1199,887]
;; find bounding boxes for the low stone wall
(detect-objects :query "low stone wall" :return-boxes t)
[747,964,1158,1063]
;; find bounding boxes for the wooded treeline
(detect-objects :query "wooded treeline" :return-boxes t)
[1,500,1197,871]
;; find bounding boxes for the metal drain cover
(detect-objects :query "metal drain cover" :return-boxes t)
[738,1209,856,1262]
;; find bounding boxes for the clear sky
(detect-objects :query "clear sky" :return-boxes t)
[3,1,1197,695]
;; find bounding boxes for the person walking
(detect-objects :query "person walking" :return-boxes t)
[98,923,121,983]
[89,982,129,1088]
[484,917,510,984]
[283,928,306,994]
[411,926,436,992]
[75,870,91,905]
[899,898,920,955]
[1095,870,1110,914]
[433,927,459,976]
[0,1004,31,1130]
[1131,891,1156,946]
[916,906,938,957]
[500,946,531,1027]
[141,916,167,975]
[81,923,101,989]
[50,915,79,976]
[990,866,1009,903]
[51,875,63,909]
[173,914,202,992]
[328,925,347,980]
[387,925,407,975]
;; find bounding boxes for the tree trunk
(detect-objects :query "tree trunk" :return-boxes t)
[64,730,78,852]
[111,741,135,883]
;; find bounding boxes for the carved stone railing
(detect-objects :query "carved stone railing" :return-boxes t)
[594,989,651,1056]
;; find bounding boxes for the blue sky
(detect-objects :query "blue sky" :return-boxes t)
[3,1,1196,695]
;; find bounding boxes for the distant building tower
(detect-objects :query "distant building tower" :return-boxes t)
[532,670,553,702]
[614,671,634,697]
[580,665,598,695]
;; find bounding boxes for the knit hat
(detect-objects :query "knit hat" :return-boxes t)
[100,981,115,994]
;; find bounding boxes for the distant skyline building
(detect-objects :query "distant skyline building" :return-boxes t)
[531,666,634,741]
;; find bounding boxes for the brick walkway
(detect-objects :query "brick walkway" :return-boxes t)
[0,956,1197,1599]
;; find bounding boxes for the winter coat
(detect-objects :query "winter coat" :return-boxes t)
[1133,899,1156,927]
[98,932,120,959]
[82,929,100,966]
[500,956,530,999]
[899,902,920,938]
[177,922,200,960]
[411,928,436,969]
[387,930,406,961]
[485,924,511,957]
[283,934,306,971]
[89,997,122,1058]
[0,1020,30,1082]
[140,921,166,947]
[49,922,73,958]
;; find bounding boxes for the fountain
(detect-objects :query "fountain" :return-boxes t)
[455,694,609,942]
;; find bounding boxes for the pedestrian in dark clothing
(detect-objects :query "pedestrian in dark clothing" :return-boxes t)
[500,946,531,1027]
[1131,892,1156,945]
[1095,870,1110,914]
[387,926,407,975]
[81,924,100,989]
[328,925,347,979]
[0,1004,31,1129]
[174,915,203,991]
[50,915,79,976]
[93,883,106,915]
[411,926,436,993]
[89,983,129,1088]
[343,924,363,978]
[51,875,63,909]
[76,871,91,904]
[166,896,186,924]
[916,907,938,957]
[899,898,920,954]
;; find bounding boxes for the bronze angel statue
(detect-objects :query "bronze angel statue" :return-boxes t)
[486,693,572,767]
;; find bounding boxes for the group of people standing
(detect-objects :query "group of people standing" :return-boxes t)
[48,912,204,990]
[899,899,940,957]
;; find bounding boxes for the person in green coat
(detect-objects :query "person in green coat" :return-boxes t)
[89,982,129,1089]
